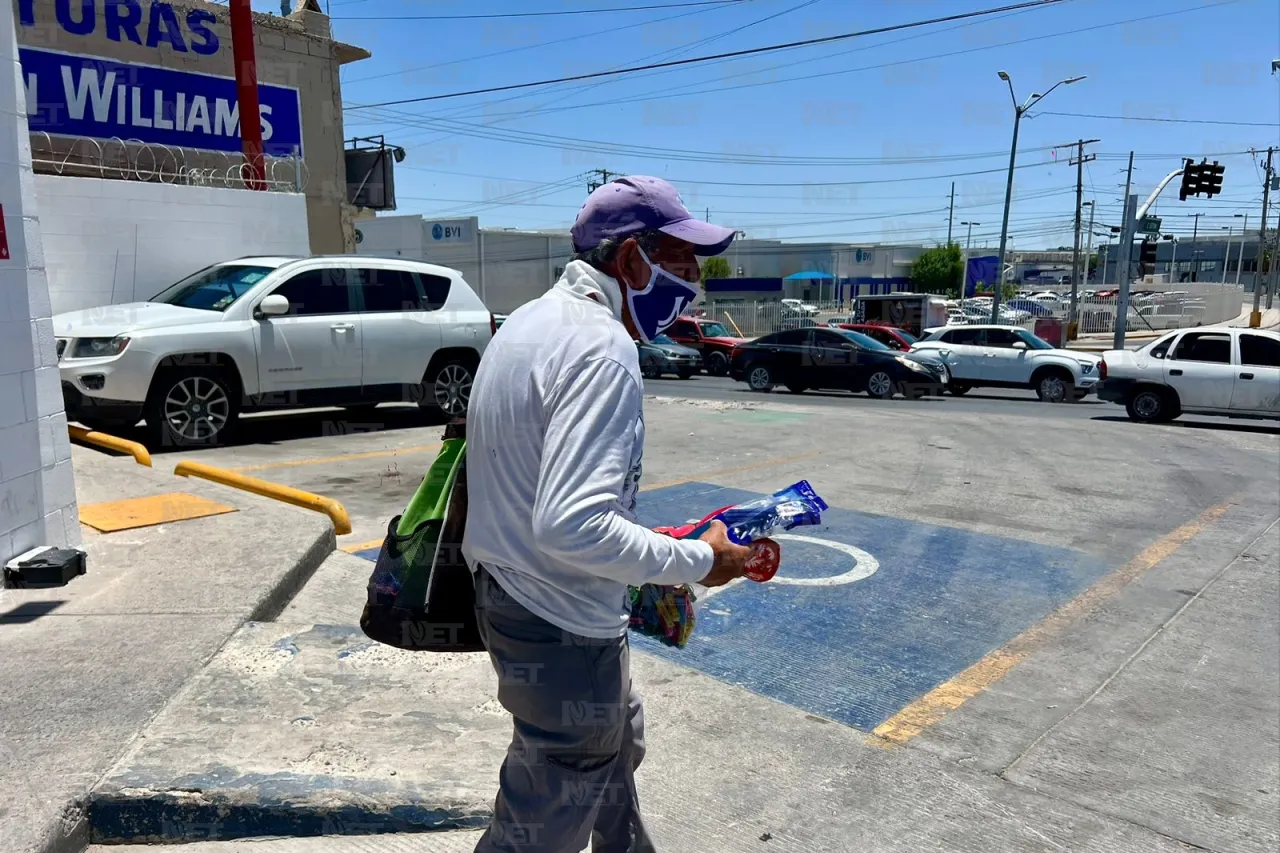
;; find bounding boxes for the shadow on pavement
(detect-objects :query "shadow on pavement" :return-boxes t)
[105,406,448,455]
[1091,415,1280,436]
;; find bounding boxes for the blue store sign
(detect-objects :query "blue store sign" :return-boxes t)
[19,0,222,54]
[20,48,303,157]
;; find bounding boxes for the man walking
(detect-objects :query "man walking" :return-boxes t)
[463,176,752,852]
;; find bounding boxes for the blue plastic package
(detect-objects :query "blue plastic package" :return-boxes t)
[682,480,829,545]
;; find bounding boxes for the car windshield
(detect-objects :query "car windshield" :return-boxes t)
[895,329,919,344]
[837,330,892,351]
[1016,330,1056,350]
[652,334,676,345]
[149,264,274,312]
[699,322,731,337]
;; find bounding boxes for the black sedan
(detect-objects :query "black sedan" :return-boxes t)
[637,334,703,379]
[728,327,946,399]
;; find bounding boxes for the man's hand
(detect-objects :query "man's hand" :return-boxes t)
[697,520,752,587]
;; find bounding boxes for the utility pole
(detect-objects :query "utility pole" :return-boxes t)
[947,182,955,244]
[1082,201,1096,289]
[1113,151,1136,350]
[959,220,979,296]
[1255,147,1275,324]
[1068,139,1098,341]
[587,168,615,194]
[1187,212,1202,282]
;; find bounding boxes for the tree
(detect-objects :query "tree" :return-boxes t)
[700,256,731,283]
[909,243,963,294]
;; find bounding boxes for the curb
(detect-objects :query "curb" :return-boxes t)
[88,783,489,844]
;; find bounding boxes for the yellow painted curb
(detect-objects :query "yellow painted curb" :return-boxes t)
[68,425,153,467]
[173,460,353,535]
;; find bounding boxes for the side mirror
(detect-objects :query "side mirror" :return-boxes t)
[257,294,290,317]
[1012,341,1028,350]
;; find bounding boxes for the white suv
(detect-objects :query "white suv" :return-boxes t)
[910,324,1101,402]
[53,255,494,446]
[1097,328,1280,423]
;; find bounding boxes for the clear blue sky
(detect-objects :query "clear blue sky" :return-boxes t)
[305,0,1275,250]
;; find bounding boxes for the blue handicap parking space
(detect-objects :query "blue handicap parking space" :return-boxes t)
[633,482,1110,732]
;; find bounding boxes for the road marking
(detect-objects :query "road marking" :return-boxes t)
[697,533,879,602]
[769,534,879,586]
[231,443,443,473]
[869,498,1236,747]
[341,538,386,554]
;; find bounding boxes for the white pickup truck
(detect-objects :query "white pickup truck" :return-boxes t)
[1096,328,1280,423]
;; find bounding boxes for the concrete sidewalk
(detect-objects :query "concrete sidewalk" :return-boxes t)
[0,446,335,853]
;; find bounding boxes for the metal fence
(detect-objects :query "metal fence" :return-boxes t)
[696,299,852,338]
[30,133,308,193]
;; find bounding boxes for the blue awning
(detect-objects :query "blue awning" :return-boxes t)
[784,271,835,280]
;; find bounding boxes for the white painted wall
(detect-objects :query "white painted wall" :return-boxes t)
[37,175,310,314]
[1,0,79,566]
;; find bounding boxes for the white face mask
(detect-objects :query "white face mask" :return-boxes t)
[625,246,701,342]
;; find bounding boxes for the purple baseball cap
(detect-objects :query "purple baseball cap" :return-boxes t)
[571,175,737,257]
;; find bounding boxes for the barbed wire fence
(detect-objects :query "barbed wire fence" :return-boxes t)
[29,133,309,193]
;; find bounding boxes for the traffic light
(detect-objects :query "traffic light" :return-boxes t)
[1138,239,1158,277]
[1179,159,1200,201]
[1200,161,1225,197]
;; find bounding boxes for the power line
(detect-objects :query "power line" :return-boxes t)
[346,0,1067,109]
[336,0,746,20]
[352,0,1233,126]
[1033,111,1278,127]
[343,0,737,85]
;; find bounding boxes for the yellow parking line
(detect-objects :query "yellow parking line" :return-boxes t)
[232,443,443,473]
[869,499,1236,747]
[341,538,386,554]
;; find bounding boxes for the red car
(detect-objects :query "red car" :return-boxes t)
[666,317,749,376]
[827,322,920,352]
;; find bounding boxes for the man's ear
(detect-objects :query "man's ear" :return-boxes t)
[615,237,649,292]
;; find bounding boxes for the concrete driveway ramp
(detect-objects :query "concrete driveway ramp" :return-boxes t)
[92,622,505,844]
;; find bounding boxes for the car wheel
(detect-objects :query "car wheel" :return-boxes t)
[145,368,239,448]
[785,384,808,395]
[1126,387,1177,423]
[1034,369,1074,403]
[747,364,774,392]
[641,359,663,380]
[420,359,476,418]
[866,370,896,399]
[706,351,730,377]
[947,382,971,396]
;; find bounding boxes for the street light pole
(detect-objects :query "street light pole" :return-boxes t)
[991,71,1086,323]
[960,220,979,296]
[1234,213,1248,286]
[1221,226,1232,283]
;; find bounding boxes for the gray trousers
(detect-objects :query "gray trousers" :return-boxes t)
[473,567,656,853]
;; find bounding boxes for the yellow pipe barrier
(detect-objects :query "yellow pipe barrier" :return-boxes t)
[68,425,153,467]
[173,460,353,535]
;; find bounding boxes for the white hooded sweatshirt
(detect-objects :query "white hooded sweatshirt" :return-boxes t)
[461,260,714,638]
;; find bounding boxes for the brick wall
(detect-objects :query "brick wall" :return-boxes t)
[1,0,80,567]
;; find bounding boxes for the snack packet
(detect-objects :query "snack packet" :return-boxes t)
[628,482,827,648]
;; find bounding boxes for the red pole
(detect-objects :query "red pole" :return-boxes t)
[229,0,265,190]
